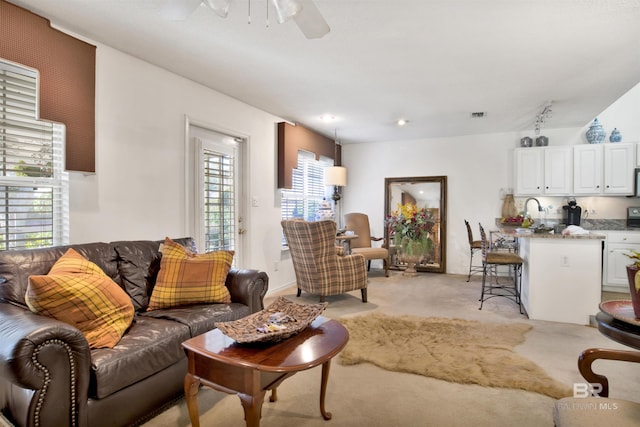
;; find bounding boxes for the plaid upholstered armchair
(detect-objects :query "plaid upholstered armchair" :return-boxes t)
[281,220,368,302]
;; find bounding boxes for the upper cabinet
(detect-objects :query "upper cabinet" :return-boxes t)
[574,143,635,195]
[517,143,636,197]
[514,147,571,196]
[514,148,543,195]
[573,145,603,194]
[544,147,573,195]
[603,143,635,194]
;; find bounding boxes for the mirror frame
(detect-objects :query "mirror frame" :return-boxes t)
[384,176,447,273]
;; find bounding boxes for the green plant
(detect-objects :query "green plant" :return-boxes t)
[625,250,640,268]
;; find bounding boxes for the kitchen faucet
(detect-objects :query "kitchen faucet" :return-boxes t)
[523,197,543,221]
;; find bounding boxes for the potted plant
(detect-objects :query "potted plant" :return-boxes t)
[624,250,640,318]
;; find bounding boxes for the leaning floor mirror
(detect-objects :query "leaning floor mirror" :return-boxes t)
[384,176,447,273]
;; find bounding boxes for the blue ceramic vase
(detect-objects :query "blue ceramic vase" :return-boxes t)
[586,118,606,144]
[609,128,622,142]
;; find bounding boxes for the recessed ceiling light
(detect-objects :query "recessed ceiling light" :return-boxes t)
[319,114,336,123]
[397,119,409,126]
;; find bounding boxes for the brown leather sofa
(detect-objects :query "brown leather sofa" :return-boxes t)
[0,238,269,427]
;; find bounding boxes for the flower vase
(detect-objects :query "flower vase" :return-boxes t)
[626,265,640,318]
[401,240,423,277]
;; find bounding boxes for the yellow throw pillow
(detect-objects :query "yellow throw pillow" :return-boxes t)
[26,248,135,349]
[147,237,233,311]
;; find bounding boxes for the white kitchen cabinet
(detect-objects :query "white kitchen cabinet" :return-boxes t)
[514,148,543,195]
[519,235,603,325]
[543,147,573,195]
[603,143,635,194]
[572,143,634,195]
[514,147,572,196]
[573,144,603,194]
[604,231,640,293]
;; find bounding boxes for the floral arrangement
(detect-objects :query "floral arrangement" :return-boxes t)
[386,203,435,255]
[625,251,640,294]
[625,250,640,268]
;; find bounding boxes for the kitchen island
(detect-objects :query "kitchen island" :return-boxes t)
[514,231,605,325]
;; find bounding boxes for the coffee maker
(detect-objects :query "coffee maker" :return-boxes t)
[562,198,582,226]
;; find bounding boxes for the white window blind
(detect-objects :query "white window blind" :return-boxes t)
[0,59,68,250]
[202,147,235,252]
[281,150,332,243]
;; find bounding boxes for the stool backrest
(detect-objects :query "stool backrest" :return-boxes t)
[478,223,490,262]
[465,220,475,246]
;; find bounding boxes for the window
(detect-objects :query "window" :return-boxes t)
[188,123,245,265]
[281,150,333,242]
[0,59,68,250]
[201,145,236,253]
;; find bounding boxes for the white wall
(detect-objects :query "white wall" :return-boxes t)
[65,41,640,288]
[342,82,640,276]
[68,44,296,292]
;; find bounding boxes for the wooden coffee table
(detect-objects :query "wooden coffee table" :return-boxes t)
[182,317,349,427]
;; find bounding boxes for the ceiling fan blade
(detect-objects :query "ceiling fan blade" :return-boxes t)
[158,0,202,21]
[293,0,330,39]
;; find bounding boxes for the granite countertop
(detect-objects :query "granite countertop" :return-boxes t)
[513,231,606,240]
[495,218,640,233]
[494,219,606,239]
[580,219,640,232]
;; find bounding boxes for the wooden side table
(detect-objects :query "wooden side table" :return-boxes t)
[182,317,349,427]
[336,234,358,254]
[596,310,640,350]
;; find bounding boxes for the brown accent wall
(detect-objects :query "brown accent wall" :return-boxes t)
[0,0,96,172]
[277,122,341,189]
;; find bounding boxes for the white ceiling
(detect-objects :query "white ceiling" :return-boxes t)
[8,0,640,144]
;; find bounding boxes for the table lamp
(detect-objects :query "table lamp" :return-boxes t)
[323,166,347,202]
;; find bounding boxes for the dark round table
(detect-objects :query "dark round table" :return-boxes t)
[596,308,640,351]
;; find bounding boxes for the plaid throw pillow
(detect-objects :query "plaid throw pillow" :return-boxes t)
[26,248,135,349]
[147,237,233,311]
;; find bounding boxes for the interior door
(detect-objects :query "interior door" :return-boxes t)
[189,125,245,266]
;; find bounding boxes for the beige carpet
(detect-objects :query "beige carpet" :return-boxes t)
[339,313,571,399]
[143,271,640,427]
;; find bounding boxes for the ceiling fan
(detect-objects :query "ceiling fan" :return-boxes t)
[159,0,330,39]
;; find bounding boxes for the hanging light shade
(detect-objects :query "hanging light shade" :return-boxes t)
[205,0,232,18]
[324,166,347,187]
[272,0,303,23]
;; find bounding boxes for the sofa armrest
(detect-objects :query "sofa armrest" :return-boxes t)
[0,303,92,427]
[578,347,640,397]
[225,269,269,314]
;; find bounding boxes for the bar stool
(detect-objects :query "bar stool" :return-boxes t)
[478,223,523,313]
[464,219,483,282]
